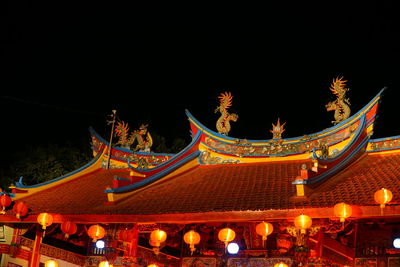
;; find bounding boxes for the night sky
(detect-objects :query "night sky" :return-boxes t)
[1,1,399,157]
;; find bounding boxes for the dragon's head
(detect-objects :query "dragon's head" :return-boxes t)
[329,76,348,97]
[115,121,129,137]
[325,101,337,111]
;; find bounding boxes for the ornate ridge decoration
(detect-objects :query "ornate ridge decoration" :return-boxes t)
[271,118,286,139]
[115,122,153,152]
[199,151,240,165]
[326,76,351,125]
[215,92,239,135]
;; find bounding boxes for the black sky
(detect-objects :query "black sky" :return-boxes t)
[1,1,399,156]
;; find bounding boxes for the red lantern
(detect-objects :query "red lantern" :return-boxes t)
[61,221,78,238]
[88,224,105,242]
[0,194,12,214]
[13,201,28,219]
[333,202,352,222]
[374,188,393,208]
[37,213,54,230]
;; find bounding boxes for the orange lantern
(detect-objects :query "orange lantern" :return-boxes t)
[61,221,78,238]
[45,259,58,267]
[150,229,167,254]
[183,230,201,253]
[37,213,54,230]
[147,265,159,267]
[374,188,393,208]
[98,261,113,267]
[273,262,288,267]
[88,224,105,242]
[218,227,236,248]
[255,221,274,241]
[13,201,28,219]
[294,214,312,233]
[334,202,352,222]
[0,194,12,214]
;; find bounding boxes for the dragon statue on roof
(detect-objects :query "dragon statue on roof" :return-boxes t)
[326,76,351,125]
[215,92,239,135]
[114,122,153,152]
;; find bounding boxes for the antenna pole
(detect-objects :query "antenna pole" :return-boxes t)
[106,110,117,170]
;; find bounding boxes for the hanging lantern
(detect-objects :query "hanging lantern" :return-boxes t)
[45,259,59,267]
[98,261,113,267]
[334,202,352,222]
[0,194,12,214]
[147,265,159,267]
[218,227,236,248]
[13,201,28,219]
[37,213,54,230]
[273,262,288,267]
[374,188,393,208]
[88,224,106,242]
[183,230,201,253]
[150,229,167,254]
[61,221,78,238]
[294,214,312,234]
[255,221,274,241]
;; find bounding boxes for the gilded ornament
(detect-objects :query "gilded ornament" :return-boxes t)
[326,77,351,125]
[215,92,238,135]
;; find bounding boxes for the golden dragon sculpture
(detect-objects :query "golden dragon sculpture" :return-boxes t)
[215,92,238,135]
[326,77,351,125]
[114,122,153,152]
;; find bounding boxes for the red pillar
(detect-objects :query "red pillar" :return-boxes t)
[29,230,43,267]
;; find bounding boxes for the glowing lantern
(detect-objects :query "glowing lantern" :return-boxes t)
[334,202,352,222]
[255,222,274,241]
[294,214,312,233]
[274,262,288,267]
[61,221,78,238]
[13,201,28,219]
[45,259,58,267]
[98,261,113,267]
[150,229,167,254]
[374,188,393,208]
[218,228,236,248]
[147,265,159,267]
[37,213,54,230]
[0,194,12,214]
[88,224,106,242]
[183,230,201,253]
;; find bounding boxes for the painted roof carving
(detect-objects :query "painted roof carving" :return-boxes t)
[5,85,400,222]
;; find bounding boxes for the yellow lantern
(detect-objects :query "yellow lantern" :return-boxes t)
[183,230,201,253]
[218,227,236,248]
[273,262,288,267]
[255,222,274,241]
[147,265,159,267]
[98,261,113,267]
[334,202,352,222]
[45,259,58,267]
[37,213,54,230]
[374,188,393,208]
[150,229,167,254]
[88,224,106,242]
[294,214,312,233]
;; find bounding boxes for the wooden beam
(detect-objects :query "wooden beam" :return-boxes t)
[1,205,400,224]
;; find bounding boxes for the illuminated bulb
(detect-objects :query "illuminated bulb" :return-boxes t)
[96,240,105,249]
[227,242,239,254]
[393,238,400,249]
[45,259,58,267]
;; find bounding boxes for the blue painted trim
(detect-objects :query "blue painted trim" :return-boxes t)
[15,151,103,189]
[105,150,201,194]
[126,130,202,173]
[293,130,370,185]
[186,88,385,145]
[369,135,400,143]
[313,115,366,163]
[114,177,131,181]
[368,147,400,153]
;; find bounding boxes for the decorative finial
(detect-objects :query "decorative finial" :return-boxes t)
[270,118,286,139]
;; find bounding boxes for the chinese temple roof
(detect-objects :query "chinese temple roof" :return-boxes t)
[3,86,400,224]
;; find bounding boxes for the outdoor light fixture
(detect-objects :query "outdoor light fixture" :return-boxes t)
[393,238,400,249]
[227,242,239,254]
[96,240,105,249]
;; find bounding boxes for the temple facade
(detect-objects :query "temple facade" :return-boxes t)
[1,80,400,267]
